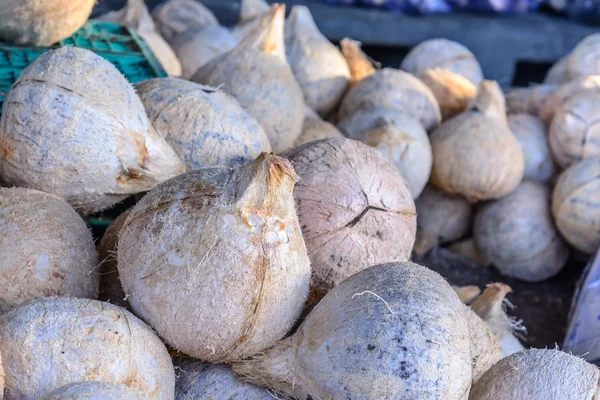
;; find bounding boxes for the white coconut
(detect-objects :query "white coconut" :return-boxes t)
[505,84,558,116]
[544,54,570,84]
[41,382,146,400]
[151,0,218,44]
[293,107,343,148]
[540,75,600,124]
[567,33,600,80]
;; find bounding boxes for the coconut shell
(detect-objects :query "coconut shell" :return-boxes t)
[430,81,524,201]
[151,0,218,44]
[118,153,310,362]
[41,382,147,400]
[544,54,570,84]
[285,6,350,116]
[469,349,600,400]
[233,262,473,400]
[192,5,304,154]
[174,358,273,400]
[293,107,343,148]
[420,68,478,120]
[0,0,95,46]
[508,114,555,183]
[0,188,99,311]
[0,297,175,399]
[338,68,441,130]
[340,38,377,86]
[453,285,481,304]
[549,91,600,168]
[552,155,600,254]
[0,47,185,215]
[136,78,270,169]
[505,84,558,116]
[413,185,473,256]
[540,75,600,124]
[474,181,569,282]
[466,307,502,382]
[401,38,483,87]
[567,33,600,80]
[287,138,416,296]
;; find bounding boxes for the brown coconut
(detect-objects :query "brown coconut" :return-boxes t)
[0,47,185,215]
[0,188,99,311]
[287,138,416,297]
[338,68,441,130]
[192,5,304,154]
[293,106,343,148]
[429,80,524,201]
[151,0,218,44]
[340,38,377,86]
[118,153,311,362]
[552,155,600,254]
[474,181,569,282]
[540,75,600,123]
[338,108,432,198]
[505,84,558,116]
[567,33,600,80]
[136,78,271,169]
[508,113,556,183]
[0,297,175,399]
[413,185,473,256]
[233,262,473,400]
[285,6,350,116]
[41,382,146,400]
[0,0,95,46]
[469,349,600,400]
[549,91,600,168]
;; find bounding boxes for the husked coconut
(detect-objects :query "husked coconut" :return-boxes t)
[0,297,175,399]
[287,138,416,297]
[285,6,350,116]
[98,0,182,76]
[0,47,185,215]
[429,80,524,201]
[419,68,478,120]
[540,75,600,123]
[567,33,600,80]
[174,358,273,400]
[0,0,95,46]
[507,113,555,183]
[340,38,377,86]
[118,153,311,362]
[152,0,218,44]
[505,84,558,116]
[413,185,473,256]
[338,68,441,130]
[469,349,600,400]
[233,263,473,400]
[193,6,304,154]
[544,54,570,84]
[136,78,270,169]
[0,188,99,311]
[41,382,146,400]
[293,107,343,148]
[474,181,569,282]
[338,108,432,198]
[466,307,502,382]
[552,155,600,254]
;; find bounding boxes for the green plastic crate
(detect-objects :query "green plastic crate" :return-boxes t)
[0,19,168,115]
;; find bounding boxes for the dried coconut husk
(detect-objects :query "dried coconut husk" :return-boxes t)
[0,0,95,46]
[151,0,218,44]
[453,285,481,304]
[340,38,377,86]
[429,80,524,201]
[285,6,350,116]
[471,283,525,357]
[118,153,311,362]
[99,0,182,76]
[41,382,146,400]
[505,84,558,116]
[338,108,432,198]
[540,75,600,124]
[544,54,570,84]
[192,5,304,154]
[420,68,478,120]
[136,78,270,169]
[567,33,600,80]
[293,106,343,148]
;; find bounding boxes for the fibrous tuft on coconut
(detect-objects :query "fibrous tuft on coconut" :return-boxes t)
[340,38,377,86]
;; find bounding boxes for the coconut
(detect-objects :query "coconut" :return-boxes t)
[285,6,350,116]
[545,55,570,84]
[466,307,502,382]
[552,155,600,254]
[549,91,600,168]
[174,358,273,400]
[136,78,270,169]
[471,283,525,357]
[118,153,310,362]
[0,297,175,399]
[413,185,473,256]
[151,0,218,44]
[448,238,489,266]
[98,0,182,76]
[287,138,416,297]
[338,108,432,198]
[293,107,343,148]
[41,382,146,400]
[97,209,131,309]
[0,0,95,46]
[453,285,481,304]
[505,84,558,116]
[0,188,99,311]
[419,68,478,120]
[540,75,600,124]
[567,33,600,80]
[469,349,599,400]
[507,114,555,183]
[0,47,185,215]
[474,181,569,282]
[233,262,473,400]
[340,38,377,86]
[429,80,524,201]
[192,5,304,154]
[240,0,270,22]
[338,68,441,130]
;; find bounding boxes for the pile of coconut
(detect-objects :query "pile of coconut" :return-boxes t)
[2,0,600,399]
